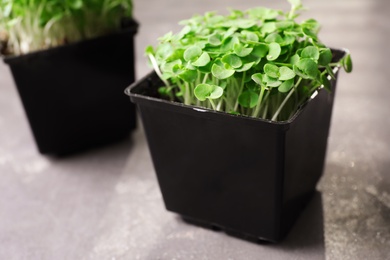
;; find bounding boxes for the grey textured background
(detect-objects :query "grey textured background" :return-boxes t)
[1,0,390,259]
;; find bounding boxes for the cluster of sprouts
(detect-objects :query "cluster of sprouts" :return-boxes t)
[0,0,132,55]
[146,0,352,121]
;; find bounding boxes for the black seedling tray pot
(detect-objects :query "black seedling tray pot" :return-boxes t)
[3,19,138,155]
[127,49,345,242]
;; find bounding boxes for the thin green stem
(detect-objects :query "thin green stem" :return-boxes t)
[209,99,217,110]
[234,71,246,111]
[271,77,302,121]
[309,84,321,94]
[252,85,266,118]
[262,102,269,119]
[327,62,341,67]
[273,62,293,68]
[202,73,209,86]
[148,54,170,87]
[288,4,297,20]
[184,82,190,105]
[216,99,223,111]
[272,88,294,121]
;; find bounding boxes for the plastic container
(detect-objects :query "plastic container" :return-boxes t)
[3,19,138,155]
[127,49,345,242]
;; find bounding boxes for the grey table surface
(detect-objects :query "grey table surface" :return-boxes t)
[1,0,390,259]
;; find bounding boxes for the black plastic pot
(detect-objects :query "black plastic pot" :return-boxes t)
[2,19,138,155]
[127,50,345,242]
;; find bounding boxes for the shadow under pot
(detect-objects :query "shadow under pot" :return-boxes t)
[2,19,138,155]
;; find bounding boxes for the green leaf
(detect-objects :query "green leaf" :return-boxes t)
[178,69,198,83]
[234,44,253,57]
[166,49,185,62]
[290,54,300,65]
[343,54,353,73]
[251,73,264,85]
[219,81,228,90]
[161,60,182,73]
[145,45,154,55]
[194,84,223,101]
[248,7,280,20]
[261,22,276,34]
[302,19,321,32]
[158,86,171,97]
[281,35,296,46]
[211,63,235,79]
[176,25,191,40]
[192,52,211,67]
[318,48,332,66]
[284,28,304,37]
[236,62,255,72]
[265,33,283,44]
[252,44,269,58]
[195,41,208,49]
[155,43,173,60]
[263,75,282,87]
[238,91,259,108]
[184,46,202,61]
[326,65,336,80]
[69,0,83,9]
[172,63,184,75]
[208,15,225,25]
[279,66,296,80]
[220,19,256,29]
[294,58,318,79]
[242,54,262,65]
[159,32,173,42]
[222,54,242,68]
[229,111,241,115]
[220,36,240,52]
[209,86,224,99]
[229,9,244,18]
[301,46,320,61]
[224,27,238,39]
[267,42,281,61]
[208,33,222,46]
[302,28,318,40]
[264,64,279,78]
[275,21,294,30]
[241,31,259,42]
[278,79,294,93]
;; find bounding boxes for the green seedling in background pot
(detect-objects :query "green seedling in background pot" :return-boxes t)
[0,0,133,55]
[146,0,352,121]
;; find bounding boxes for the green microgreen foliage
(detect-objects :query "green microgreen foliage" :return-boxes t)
[0,0,132,55]
[343,53,353,73]
[184,46,202,61]
[212,63,235,79]
[267,42,281,61]
[294,58,318,79]
[264,64,279,78]
[238,91,258,108]
[192,52,211,67]
[146,0,352,121]
[194,84,224,101]
[279,66,295,80]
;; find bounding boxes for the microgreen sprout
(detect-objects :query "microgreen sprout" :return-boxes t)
[146,0,352,121]
[0,0,133,55]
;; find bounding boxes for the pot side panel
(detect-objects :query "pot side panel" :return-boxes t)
[138,104,285,241]
[5,28,137,154]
